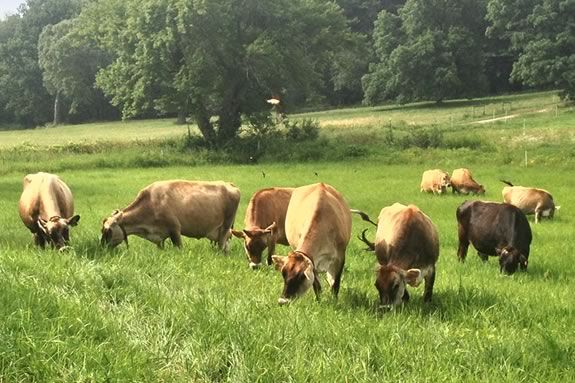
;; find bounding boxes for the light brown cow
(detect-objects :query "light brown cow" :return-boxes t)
[272,183,352,305]
[501,180,559,223]
[358,203,439,308]
[100,180,240,250]
[420,169,451,194]
[18,172,80,249]
[231,187,293,269]
[451,168,485,195]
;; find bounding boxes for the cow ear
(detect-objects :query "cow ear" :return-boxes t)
[271,255,287,271]
[264,222,277,233]
[37,218,48,234]
[67,215,80,226]
[231,229,245,239]
[404,269,422,287]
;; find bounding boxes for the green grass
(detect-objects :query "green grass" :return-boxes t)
[1,90,574,381]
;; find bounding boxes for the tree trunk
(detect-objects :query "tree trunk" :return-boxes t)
[217,80,242,143]
[193,101,217,147]
[53,92,61,125]
[176,108,187,125]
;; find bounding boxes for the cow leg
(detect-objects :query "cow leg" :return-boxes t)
[534,209,541,224]
[312,273,322,302]
[477,252,489,263]
[457,227,469,263]
[329,258,345,298]
[267,241,276,266]
[423,268,436,303]
[169,231,182,248]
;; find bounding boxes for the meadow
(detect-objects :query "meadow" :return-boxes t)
[0,91,574,381]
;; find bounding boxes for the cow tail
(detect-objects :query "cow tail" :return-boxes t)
[350,209,377,227]
[500,180,514,186]
[358,229,376,251]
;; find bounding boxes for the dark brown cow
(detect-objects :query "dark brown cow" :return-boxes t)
[231,187,293,269]
[358,203,439,308]
[501,180,559,223]
[456,200,532,274]
[101,180,240,251]
[18,172,80,250]
[272,183,352,305]
[451,168,485,195]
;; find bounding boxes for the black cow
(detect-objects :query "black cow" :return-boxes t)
[456,200,532,275]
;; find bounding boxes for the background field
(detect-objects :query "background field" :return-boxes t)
[1,91,574,381]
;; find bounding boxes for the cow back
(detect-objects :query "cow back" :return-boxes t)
[244,187,293,243]
[285,183,352,257]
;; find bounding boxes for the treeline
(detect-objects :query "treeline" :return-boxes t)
[0,0,572,144]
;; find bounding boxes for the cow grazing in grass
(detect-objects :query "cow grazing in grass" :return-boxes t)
[420,169,451,194]
[231,187,294,269]
[456,200,532,274]
[18,172,80,250]
[272,183,351,305]
[501,180,559,223]
[451,168,485,195]
[358,203,439,308]
[101,180,240,251]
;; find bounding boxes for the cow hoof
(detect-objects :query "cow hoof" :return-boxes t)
[278,297,290,306]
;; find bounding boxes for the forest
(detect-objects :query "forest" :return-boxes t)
[0,0,573,146]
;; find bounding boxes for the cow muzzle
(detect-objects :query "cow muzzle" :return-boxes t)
[249,262,260,270]
[278,297,291,306]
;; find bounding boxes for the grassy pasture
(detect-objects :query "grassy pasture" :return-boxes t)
[1,163,574,381]
[0,91,574,381]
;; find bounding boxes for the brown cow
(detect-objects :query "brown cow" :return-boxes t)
[272,183,352,305]
[101,180,240,250]
[451,168,485,195]
[231,187,293,269]
[18,172,80,250]
[420,169,451,194]
[358,203,439,308]
[501,180,559,223]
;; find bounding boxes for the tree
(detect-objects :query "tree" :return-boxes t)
[83,0,354,145]
[38,18,115,124]
[488,0,575,99]
[0,0,85,126]
[362,0,488,104]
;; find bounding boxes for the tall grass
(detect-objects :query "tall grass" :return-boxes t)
[1,163,574,381]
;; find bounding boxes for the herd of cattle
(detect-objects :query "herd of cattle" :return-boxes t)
[17,170,560,307]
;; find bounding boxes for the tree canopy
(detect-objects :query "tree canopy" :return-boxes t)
[0,0,572,130]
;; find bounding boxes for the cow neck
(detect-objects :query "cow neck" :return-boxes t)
[116,207,147,237]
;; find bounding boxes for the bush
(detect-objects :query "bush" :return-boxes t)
[399,127,444,149]
[284,118,320,141]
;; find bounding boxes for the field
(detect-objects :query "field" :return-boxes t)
[1,91,574,381]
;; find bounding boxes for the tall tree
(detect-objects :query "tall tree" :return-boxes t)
[84,0,354,145]
[488,0,575,99]
[363,0,488,104]
[38,18,115,124]
[0,0,84,126]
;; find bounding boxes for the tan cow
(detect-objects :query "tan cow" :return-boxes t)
[358,203,439,308]
[451,168,485,195]
[18,172,80,249]
[272,183,352,305]
[101,180,240,250]
[231,187,293,269]
[420,169,451,194]
[501,180,559,223]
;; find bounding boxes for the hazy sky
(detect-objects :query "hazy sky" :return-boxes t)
[0,0,24,19]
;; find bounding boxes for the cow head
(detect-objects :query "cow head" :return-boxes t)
[37,215,80,250]
[375,264,422,308]
[231,222,276,269]
[100,210,128,248]
[272,251,315,305]
[440,173,451,193]
[497,246,527,275]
